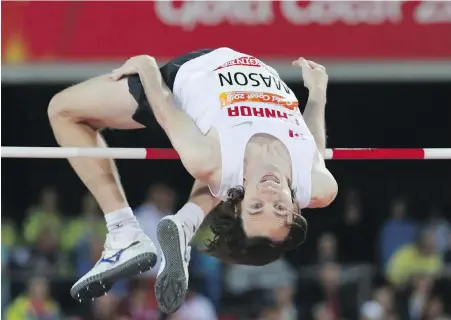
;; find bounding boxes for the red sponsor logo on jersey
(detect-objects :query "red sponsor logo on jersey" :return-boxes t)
[214,56,262,71]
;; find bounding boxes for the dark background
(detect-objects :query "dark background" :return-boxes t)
[2,81,451,264]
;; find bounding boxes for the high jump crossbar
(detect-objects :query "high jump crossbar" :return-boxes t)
[1,147,451,160]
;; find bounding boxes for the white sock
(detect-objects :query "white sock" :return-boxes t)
[172,202,204,241]
[105,207,139,232]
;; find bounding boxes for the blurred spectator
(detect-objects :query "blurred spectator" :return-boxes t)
[76,235,104,277]
[118,281,159,320]
[386,229,443,287]
[23,228,70,277]
[313,232,338,265]
[135,183,176,276]
[360,301,384,320]
[2,217,18,248]
[344,188,360,205]
[88,293,122,320]
[312,303,334,320]
[426,207,451,254]
[225,259,296,295]
[338,198,373,263]
[257,306,284,320]
[5,277,61,320]
[224,260,296,317]
[24,187,64,244]
[360,285,396,320]
[190,250,222,310]
[445,235,451,263]
[62,193,106,252]
[380,198,418,268]
[302,262,356,320]
[421,296,451,320]
[2,244,11,313]
[405,274,435,320]
[274,286,297,320]
[243,292,283,320]
[168,277,217,320]
[314,263,341,320]
[190,217,222,309]
[2,217,17,310]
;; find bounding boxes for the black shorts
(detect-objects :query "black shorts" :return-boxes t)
[128,49,214,127]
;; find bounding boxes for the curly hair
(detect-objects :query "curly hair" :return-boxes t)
[205,186,308,266]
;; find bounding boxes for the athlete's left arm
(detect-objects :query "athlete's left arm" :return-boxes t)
[309,149,338,208]
[110,55,219,182]
[305,87,337,209]
[293,58,338,208]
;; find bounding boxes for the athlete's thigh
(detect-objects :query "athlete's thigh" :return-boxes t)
[52,74,143,129]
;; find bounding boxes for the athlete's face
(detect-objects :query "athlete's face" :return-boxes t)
[241,172,296,242]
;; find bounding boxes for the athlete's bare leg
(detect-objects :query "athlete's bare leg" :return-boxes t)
[48,74,157,301]
[48,75,142,213]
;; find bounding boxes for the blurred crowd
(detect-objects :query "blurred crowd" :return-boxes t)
[2,184,451,320]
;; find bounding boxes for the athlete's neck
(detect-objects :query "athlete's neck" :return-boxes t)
[243,135,292,183]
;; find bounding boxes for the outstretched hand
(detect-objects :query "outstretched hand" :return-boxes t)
[292,57,328,92]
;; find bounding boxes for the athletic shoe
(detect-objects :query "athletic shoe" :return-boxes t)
[70,230,157,301]
[154,216,191,314]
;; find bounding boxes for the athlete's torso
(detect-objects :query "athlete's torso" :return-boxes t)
[172,48,317,208]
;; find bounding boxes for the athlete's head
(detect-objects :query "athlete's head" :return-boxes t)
[205,170,307,265]
[240,169,299,242]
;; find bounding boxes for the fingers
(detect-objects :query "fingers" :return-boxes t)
[292,58,309,69]
[108,69,122,81]
[108,66,138,81]
[293,58,311,79]
[306,59,325,71]
[293,58,325,71]
[108,56,147,80]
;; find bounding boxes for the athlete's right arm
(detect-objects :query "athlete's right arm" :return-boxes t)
[189,179,221,215]
[111,55,219,182]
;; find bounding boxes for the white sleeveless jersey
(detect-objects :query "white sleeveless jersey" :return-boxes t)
[172,48,317,208]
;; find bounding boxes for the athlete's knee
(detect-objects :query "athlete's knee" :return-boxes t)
[48,90,72,122]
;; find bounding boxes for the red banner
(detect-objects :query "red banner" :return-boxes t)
[2,1,451,63]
